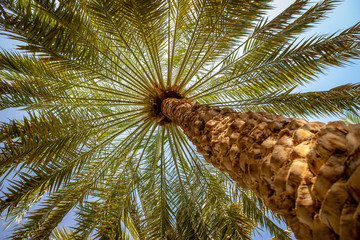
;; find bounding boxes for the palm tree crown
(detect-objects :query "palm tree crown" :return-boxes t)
[0,0,359,239]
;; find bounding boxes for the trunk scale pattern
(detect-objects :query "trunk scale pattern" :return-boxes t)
[162,98,360,240]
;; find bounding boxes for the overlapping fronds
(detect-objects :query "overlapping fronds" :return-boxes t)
[341,110,360,124]
[209,83,360,118]
[0,0,359,239]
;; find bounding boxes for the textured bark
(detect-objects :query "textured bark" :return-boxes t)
[161,98,360,240]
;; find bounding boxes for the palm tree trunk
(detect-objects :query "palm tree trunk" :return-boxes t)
[161,98,360,240]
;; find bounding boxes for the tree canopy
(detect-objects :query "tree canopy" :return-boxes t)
[0,0,359,239]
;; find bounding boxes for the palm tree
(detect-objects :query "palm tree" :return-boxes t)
[0,0,359,239]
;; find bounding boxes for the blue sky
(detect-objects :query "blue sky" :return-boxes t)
[0,0,359,239]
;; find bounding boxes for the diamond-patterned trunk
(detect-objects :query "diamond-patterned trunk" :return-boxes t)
[161,98,360,240]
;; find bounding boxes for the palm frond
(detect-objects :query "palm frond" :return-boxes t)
[341,110,360,124]
[209,83,360,118]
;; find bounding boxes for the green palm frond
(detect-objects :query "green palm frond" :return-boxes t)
[50,227,78,240]
[209,83,360,118]
[0,0,359,239]
[341,110,360,124]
